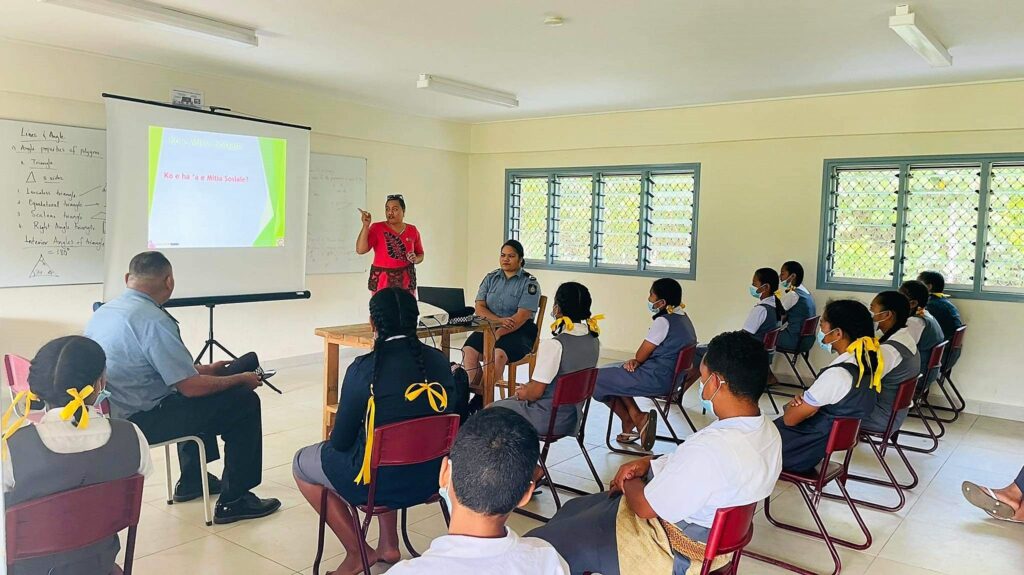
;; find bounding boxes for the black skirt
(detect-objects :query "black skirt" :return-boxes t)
[464,320,538,363]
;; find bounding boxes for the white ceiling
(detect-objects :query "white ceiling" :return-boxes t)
[3,0,1024,123]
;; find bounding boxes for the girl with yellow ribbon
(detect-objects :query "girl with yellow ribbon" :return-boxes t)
[291,287,459,575]
[4,336,152,575]
[594,278,696,451]
[492,281,602,439]
[776,299,882,474]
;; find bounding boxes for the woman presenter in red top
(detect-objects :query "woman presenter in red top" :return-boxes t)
[355,194,425,294]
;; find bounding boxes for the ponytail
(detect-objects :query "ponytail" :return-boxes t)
[552,282,601,338]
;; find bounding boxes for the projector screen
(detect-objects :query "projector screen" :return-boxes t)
[103,96,310,301]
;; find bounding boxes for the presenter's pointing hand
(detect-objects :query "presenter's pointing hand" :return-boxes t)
[358,208,371,226]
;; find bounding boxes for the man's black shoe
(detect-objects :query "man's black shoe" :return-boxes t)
[213,492,282,525]
[173,473,223,503]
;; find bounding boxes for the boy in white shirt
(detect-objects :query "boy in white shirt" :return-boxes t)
[530,331,782,575]
[387,407,570,575]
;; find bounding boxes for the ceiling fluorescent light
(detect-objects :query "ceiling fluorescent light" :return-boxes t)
[888,4,951,67]
[417,74,518,108]
[39,0,259,47]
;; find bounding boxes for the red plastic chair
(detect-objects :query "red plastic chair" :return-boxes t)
[825,376,919,512]
[899,340,948,453]
[6,474,144,574]
[929,325,968,421]
[312,414,460,575]
[745,417,871,575]
[776,315,821,389]
[517,368,602,522]
[583,502,758,575]
[605,344,698,456]
[3,354,43,423]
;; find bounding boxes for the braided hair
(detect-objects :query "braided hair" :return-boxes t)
[872,291,911,343]
[552,282,599,338]
[650,278,683,319]
[754,267,785,320]
[822,299,879,374]
[28,336,106,409]
[368,288,429,388]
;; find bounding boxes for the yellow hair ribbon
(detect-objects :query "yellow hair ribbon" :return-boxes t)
[405,382,448,413]
[914,308,925,317]
[932,292,949,299]
[585,314,605,335]
[774,290,784,299]
[1,390,40,459]
[846,337,884,393]
[354,393,376,485]
[665,304,685,314]
[59,385,94,430]
[550,316,574,333]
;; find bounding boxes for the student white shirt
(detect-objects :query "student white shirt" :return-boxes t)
[742,297,776,334]
[386,527,570,575]
[803,353,859,407]
[532,323,591,384]
[781,286,810,311]
[880,328,917,377]
[644,415,782,528]
[2,407,154,491]
[645,308,688,346]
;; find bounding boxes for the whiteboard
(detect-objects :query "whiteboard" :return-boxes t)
[306,153,367,275]
[0,119,106,288]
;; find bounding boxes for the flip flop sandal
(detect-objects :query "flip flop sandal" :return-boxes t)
[986,509,1024,524]
[962,481,1016,519]
[640,410,658,452]
[616,432,640,444]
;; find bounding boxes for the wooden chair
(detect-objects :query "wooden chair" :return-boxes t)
[500,295,548,399]
[6,474,145,575]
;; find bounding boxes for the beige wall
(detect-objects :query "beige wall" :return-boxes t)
[467,81,1024,419]
[0,39,470,363]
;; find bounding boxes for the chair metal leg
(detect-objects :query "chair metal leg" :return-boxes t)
[123,525,137,575]
[899,404,941,453]
[164,444,173,505]
[576,436,604,493]
[604,405,651,457]
[766,390,780,415]
[400,508,421,558]
[313,490,328,575]
[196,438,212,526]
[653,398,684,445]
[946,374,967,413]
[349,504,372,575]
[747,488,844,575]
[801,352,818,378]
[825,438,907,512]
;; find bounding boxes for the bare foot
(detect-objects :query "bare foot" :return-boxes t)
[329,547,378,575]
[376,545,402,564]
[992,486,1023,512]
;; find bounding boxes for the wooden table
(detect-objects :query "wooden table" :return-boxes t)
[315,321,498,439]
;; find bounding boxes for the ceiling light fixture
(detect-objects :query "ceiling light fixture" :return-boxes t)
[416,74,519,108]
[888,4,951,67]
[39,0,259,47]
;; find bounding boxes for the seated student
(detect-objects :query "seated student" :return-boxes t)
[860,291,921,434]
[292,288,460,575]
[776,300,881,474]
[489,282,601,438]
[594,278,696,450]
[917,270,964,344]
[462,240,541,391]
[3,336,153,575]
[685,267,783,386]
[899,280,946,391]
[387,408,570,575]
[85,251,279,524]
[778,261,817,351]
[528,331,782,575]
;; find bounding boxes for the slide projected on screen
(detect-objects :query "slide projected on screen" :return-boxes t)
[147,126,287,248]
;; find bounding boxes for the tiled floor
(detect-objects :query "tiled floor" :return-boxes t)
[115,358,1024,574]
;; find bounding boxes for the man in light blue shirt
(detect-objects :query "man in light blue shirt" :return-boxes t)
[86,251,280,525]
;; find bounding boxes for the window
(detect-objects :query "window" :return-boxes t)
[819,154,1024,300]
[506,164,700,278]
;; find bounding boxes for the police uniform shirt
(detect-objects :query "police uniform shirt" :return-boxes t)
[475,268,541,317]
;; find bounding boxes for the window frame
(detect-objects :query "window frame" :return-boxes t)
[817,153,1024,302]
[505,163,701,280]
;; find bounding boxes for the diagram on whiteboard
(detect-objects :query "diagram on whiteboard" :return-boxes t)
[1,119,106,287]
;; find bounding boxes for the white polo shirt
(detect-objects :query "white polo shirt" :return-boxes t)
[386,527,570,575]
[742,297,776,334]
[645,308,688,346]
[644,414,782,528]
[532,323,591,384]
[781,285,810,311]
